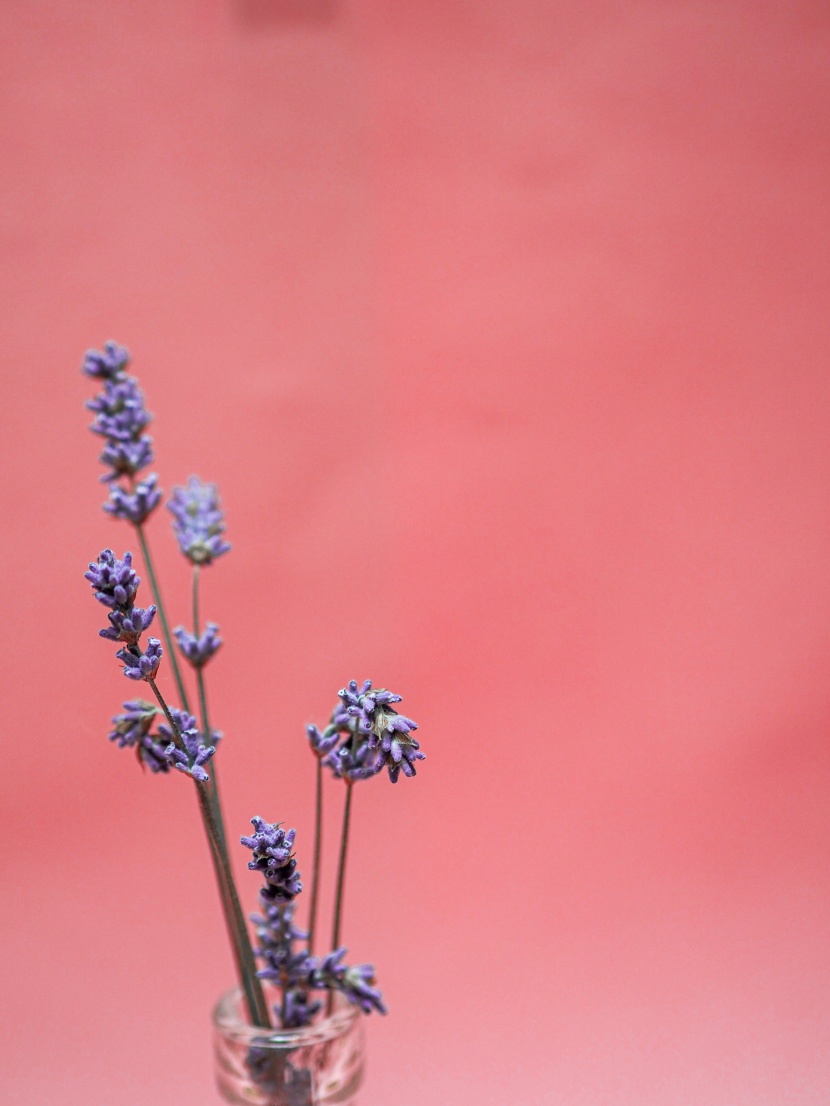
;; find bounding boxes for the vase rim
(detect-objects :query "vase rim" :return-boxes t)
[214,986,361,1048]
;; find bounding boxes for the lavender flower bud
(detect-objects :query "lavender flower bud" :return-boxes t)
[338,679,415,747]
[163,727,216,782]
[173,623,222,668]
[82,341,130,380]
[109,700,157,747]
[99,604,157,644]
[155,707,222,752]
[85,549,140,610]
[103,473,162,525]
[282,990,322,1029]
[138,735,172,773]
[241,818,302,902]
[373,732,425,783]
[306,723,341,757]
[324,740,379,782]
[87,376,152,443]
[98,436,154,482]
[310,948,387,1015]
[155,708,198,742]
[116,638,163,681]
[167,477,231,565]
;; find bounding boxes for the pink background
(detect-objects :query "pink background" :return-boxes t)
[3,2,830,1103]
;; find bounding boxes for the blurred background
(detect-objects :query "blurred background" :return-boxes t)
[2,2,830,1103]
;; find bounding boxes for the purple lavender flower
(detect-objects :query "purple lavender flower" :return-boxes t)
[155,707,197,742]
[99,604,157,644]
[82,341,130,381]
[251,893,319,1027]
[116,638,163,681]
[98,436,154,482]
[85,549,140,610]
[373,732,425,784]
[138,735,171,774]
[163,727,216,782]
[109,700,158,747]
[155,707,222,751]
[241,818,302,902]
[324,740,379,782]
[87,376,153,443]
[282,989,322,1029]
[167,477,231,565]
[310,948,387,1015]
[173,623,222,668]
[306,723,341,758]
[338,679,416,747]
[103,473,162,525]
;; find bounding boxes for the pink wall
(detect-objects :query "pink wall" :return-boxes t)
[2,2,830,1103]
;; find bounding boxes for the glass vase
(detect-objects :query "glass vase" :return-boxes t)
[213,988,366,1106]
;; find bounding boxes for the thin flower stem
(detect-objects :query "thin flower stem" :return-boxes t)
[147,677,271,1029]
[135,522,191,715]
[331,781,353,953]
[192,562,201,636]
[307,756,323,956]
[191,564,228,853]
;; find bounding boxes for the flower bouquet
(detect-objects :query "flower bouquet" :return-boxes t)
[81,341,425,1105]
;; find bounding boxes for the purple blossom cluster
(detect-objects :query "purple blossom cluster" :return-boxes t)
[251,897,321,1028]
[173,623,222,668]
[108,702,220,778]
[309,681,424,784]
[241,818,302,903]
[83,341,161,523]
[85,550,163,682]
[164,725,216,782]
[308,949,386,1015]
[245,834,386,1027]
[168,477,231,565]
[81,343,421,1040]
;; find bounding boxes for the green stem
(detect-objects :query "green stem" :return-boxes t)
[331,782,353,953]
[307,756,323,956]
[191,565,228,853]
[135,523,190,715]
[147,677,271,1029]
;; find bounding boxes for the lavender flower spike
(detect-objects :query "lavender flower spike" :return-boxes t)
[241,818,302,902]
[167,476,231,565]
[373,731,425,784]
[174,623,222,668]
[338,678,415,748]
[99,604,157,644]
[311,948,387,1015]
[306,723,341,757]
[109,700,157,747]
[163,727,216,782]
[103,473,162,525]
[98,436,154,483]
[85,549,140,610]
[116,638,163,681]
[324,740,379,782]
[87,376,153,443]
[82,341,130,380]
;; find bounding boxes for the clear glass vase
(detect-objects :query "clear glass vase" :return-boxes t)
[213,988,366,1106]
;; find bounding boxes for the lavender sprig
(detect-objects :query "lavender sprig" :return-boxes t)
[168,477,231,565]
[309,949,386,1016]
[174,623,222,668]
[82,340,130,380]
[85,548,140,609]
[241,818,302,903]
[164,726,216,782]
[104,474,162,525]
[109,700,158,747]
[116,638,163,681]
